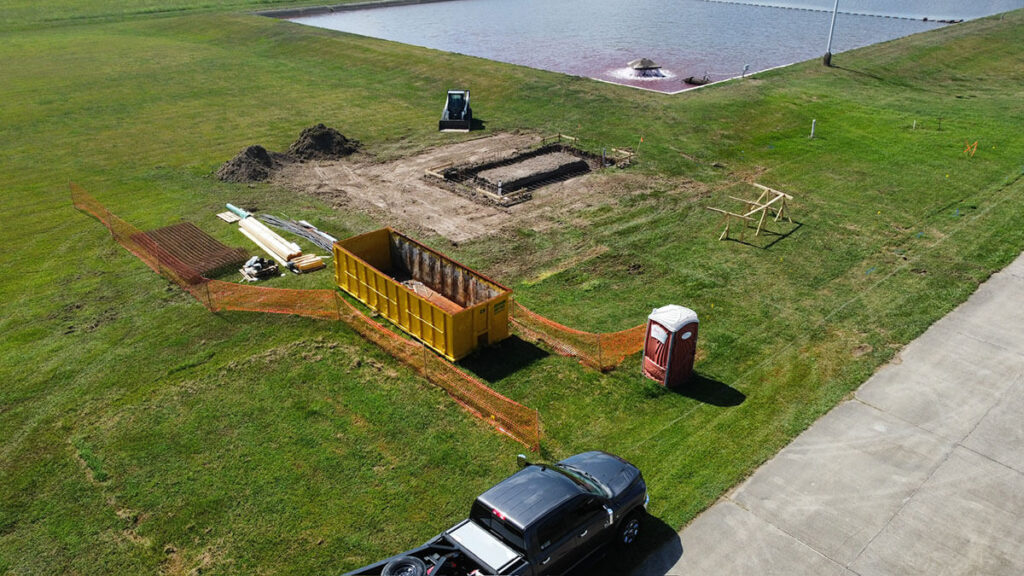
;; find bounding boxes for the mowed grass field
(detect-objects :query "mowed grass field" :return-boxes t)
[2,2,1023,574]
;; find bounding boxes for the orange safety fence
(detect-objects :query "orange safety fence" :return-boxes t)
[206,280,342,320]
[511,300,646,372]
[71,183,540,450]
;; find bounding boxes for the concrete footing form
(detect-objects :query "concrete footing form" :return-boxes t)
[427,143,605,207]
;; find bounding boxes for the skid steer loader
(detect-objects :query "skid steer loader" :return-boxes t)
[439,90,472,132]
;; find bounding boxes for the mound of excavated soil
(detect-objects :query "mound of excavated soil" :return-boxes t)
[288,124,359,161]
[216,125,357,182]
[216,145,279,183]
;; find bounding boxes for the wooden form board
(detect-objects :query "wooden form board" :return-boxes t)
[708,183,794,241]
[706,207,753,241]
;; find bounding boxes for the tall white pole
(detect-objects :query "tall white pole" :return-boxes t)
[824,0,840,66]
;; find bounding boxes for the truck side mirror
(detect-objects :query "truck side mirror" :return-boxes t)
[603,506,614,528]
[517,454,530,469]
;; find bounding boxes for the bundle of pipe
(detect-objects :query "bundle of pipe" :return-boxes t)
[259,214,338,252]
[228,203,302,265]
[239,218,302,259]
[228,204,328,274]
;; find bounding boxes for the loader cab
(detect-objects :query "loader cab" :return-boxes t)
[439,89,472,132]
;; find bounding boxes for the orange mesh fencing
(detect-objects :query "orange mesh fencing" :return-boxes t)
[335,295,540,447]
[511,300,646,372]
[206,280,342,320]
[71,183,540,450]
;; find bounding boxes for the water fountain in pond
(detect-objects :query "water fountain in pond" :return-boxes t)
[628,58,666,78]
[608,58,676,84]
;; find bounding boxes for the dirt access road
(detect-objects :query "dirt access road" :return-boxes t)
[273,132,657,243]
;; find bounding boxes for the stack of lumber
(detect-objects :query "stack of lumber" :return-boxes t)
[238,216,301,261]
[229,204,325,273]
[291,254,326,272]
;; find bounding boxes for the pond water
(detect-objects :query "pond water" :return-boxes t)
[292,0,1022,93]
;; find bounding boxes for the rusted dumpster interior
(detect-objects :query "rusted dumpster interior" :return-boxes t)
[334,228,511,360]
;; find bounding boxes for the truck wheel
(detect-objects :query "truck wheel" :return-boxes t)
[382,556,427,576]
[617,512,642,546]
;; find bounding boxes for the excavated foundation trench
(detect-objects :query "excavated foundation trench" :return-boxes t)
[431,143,606,206]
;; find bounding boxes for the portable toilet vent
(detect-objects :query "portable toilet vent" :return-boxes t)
[643,305,698,388]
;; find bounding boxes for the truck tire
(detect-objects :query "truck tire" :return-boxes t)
[617,512,642,547]
[382,556,427,576]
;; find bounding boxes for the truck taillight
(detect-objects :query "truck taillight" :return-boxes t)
[492,508,506,520]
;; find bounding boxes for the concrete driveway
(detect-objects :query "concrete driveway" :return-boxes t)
[635,255,1024,575]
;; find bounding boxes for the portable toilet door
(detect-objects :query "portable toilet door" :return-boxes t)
[642,305,699,388]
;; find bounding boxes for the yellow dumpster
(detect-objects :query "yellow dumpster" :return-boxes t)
[334,228,511,361]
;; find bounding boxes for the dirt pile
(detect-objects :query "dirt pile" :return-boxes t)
[216,125,359,183]
[216,145,280,183]
[288,124,359,161]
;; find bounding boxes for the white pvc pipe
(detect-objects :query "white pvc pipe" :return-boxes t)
[825,0,840,56]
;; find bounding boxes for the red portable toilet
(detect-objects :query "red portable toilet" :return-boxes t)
[642,305,699,388]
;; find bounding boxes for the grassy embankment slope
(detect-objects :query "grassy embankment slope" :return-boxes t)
[1,3,1022,574]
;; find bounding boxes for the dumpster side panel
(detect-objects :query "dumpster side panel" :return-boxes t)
[451,309,473,361]
[489,295,510,344]
[336,246,460,360]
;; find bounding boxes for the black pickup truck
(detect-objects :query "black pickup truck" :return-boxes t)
[344,451,648,576]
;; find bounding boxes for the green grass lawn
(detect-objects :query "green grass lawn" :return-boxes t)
[2,2,1023,574]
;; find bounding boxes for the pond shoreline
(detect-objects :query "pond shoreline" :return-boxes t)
[259,0,458,20]
[262,0,971,23]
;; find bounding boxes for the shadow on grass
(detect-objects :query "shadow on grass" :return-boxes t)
[831,64,945,94]
[458,335,549,382]
[832,64,887,83]
[575,512,682,576]
[678,373,745,407]
[470,117,487,131]
[726,220,803,250]
[643,373,745,407]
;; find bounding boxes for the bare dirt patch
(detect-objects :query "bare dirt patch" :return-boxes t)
[273,133,673,243]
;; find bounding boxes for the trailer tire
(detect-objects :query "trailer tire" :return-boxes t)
[382,556,427,576]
